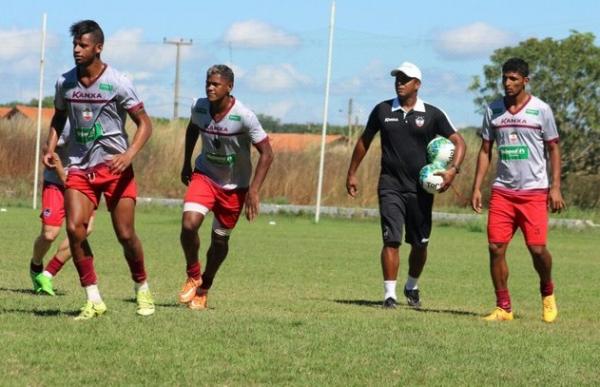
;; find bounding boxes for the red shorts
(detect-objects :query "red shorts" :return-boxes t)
[183,172,247,230]
[40,182,65,226]
[487,188,549,245]
[66,164,137,210]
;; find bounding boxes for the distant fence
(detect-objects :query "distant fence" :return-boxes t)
[137,197,598,229]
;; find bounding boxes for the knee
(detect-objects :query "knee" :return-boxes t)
[115,228,136,247]
[488,243,506,258]
[211,231,230,247]
[527,244,546,257]
[41,227,60,243]
[181,215,201,235]
[66,222,85,241]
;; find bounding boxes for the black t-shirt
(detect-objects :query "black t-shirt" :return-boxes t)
[363,97,457,192]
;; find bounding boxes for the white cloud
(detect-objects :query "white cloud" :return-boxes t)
[332,59,391,95]
[246,64,311,92]
[434,22,516,59]
[223,20,300,48]
[104,28,196,70]
[0,28,59,74]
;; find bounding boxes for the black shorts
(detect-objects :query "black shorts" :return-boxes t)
[378,188,433,247]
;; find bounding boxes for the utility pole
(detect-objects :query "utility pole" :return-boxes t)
[163,37,192,121]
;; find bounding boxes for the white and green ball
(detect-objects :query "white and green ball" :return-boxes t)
[427,136,455,165]
[419,163,446,194]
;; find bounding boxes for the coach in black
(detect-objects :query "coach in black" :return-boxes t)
[346,62,466,309]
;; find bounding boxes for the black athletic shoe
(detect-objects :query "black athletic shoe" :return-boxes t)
[382,297,397,309]
[404,288,421,308]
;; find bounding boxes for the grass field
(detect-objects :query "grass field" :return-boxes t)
[1,205,599,385]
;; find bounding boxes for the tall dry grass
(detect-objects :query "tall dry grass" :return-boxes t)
[1,119,597,209]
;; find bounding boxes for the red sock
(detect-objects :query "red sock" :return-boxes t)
[126,254,147,283]
[30,262,43,274]
[495,289,512,312]
[74,256,97,286]
[186,261,201,281]
[540,281,554,297]
[45,256,65,276]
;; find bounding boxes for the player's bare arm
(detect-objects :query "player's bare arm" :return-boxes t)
[181,121,201,186]
[108,108,153,174]
[42,109,67,169]
[471,139,493,213]
[245,139,274,222]
[438,132,467,192]
[346,134,373,197]
[547,141,565,213]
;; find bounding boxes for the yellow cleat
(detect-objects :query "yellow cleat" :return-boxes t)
[483,307,514,321]
[188,291,208,310]
[136,289,155,316]
[542,294,558,323]
[74,301,107,321]
[179,277,202,304]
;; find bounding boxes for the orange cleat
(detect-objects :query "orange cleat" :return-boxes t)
[179,277,202,304]
[188,290,208,310]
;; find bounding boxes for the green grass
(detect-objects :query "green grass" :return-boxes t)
[1,206,599,385]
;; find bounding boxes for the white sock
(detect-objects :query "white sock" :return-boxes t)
[384,280,397,300]
[84,285,102,303]
[42,271,53,279]
[405,275,419,290]
[134,281,149,292]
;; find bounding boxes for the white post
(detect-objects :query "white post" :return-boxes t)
[33,13,47,210]
[315,0,335,223]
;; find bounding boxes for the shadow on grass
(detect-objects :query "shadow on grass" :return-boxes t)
[0,287,36,295]
[334,299,479,316]
[123,297,180,308]
[0,307,78,317]
[0,287,66,296]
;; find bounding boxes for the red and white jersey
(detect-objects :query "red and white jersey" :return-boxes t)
[190,97,268,189]
[481,95,559,192]
[54,65,144,170]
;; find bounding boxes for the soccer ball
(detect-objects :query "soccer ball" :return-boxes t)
[427,136,455,165]
[419,163,446,194]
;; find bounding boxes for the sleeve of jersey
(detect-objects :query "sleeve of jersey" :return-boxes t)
[245,111,268,145]
[480,105,493,141]
[542,105,559,142]
[54,78,66,111]
[435,107,457,137]
[362,107,380,141]
[117,75,144,113]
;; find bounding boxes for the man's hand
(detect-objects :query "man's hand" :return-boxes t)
[436,168,457,193]
[42,151,57,169]
[471,189,483,214]
[346,174,358,197]
[548,187,565,213]
[107,151,133,174]
[245,189,260,221]
[181,165,193,186]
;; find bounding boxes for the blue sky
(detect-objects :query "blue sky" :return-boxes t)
[1,0,598,127]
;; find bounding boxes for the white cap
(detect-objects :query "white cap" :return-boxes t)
[390,62,422,81]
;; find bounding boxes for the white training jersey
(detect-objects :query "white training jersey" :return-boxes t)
[43,121,71,186]
[54,65,144,170]
[190,97,268,189]
[481,95,559,191]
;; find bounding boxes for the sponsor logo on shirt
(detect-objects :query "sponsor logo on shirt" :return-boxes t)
[72,91,103,99]
[500,117,527,125]
[99,83,113,92]
[206,152,236,166]
[498,144,529,160]
[75,122,104,144]
[82,107,93,121]
[415,116,425,127]
[525,108,539,116]
[228,114,241,121]
[384,117,399,122]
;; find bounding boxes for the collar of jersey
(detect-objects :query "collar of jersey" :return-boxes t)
[391,97,425,114]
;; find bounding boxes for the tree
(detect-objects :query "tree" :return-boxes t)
[469,31,600,177]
